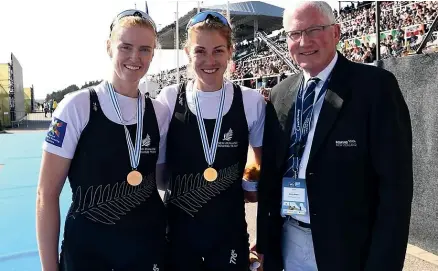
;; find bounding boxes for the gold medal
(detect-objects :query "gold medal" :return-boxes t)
[127,170,143,186]
[203,167,218,182]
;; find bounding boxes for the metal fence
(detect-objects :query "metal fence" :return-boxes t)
[2,111,51,130]
[231,73,293,89]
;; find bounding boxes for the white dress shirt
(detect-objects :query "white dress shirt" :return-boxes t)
[292,52,338,224]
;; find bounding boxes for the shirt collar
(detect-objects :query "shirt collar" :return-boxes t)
[189,79,229,97]
[303,52,338,84]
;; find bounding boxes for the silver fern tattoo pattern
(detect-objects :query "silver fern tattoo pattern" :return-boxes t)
[67,173,155,225]
[168,163,240,217]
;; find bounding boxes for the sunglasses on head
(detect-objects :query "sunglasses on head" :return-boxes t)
[110,9,157,34]
[186,11,231,30]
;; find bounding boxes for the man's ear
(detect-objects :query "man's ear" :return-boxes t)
[107,39,113,58]
[333,24,341,43]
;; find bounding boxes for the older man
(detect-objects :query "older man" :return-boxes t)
[257,1,413,271]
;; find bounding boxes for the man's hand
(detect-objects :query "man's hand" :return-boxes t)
[257,253,264,270]
[249,243,264,270]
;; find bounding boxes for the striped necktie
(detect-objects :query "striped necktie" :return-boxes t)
[284,77,320,177]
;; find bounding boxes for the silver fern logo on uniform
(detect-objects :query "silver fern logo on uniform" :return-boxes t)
[153,264,159,271]
[219,128,238,148]
[66,174,155,225]
[223,129,233,141]
[141,134,157,154]
[142,134,151,147]
[168,163,239,217]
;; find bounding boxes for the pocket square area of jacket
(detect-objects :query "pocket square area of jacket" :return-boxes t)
[325,89,343,109]
[175,112,185,122]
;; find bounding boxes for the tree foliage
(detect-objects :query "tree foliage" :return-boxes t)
[45,80,103,102]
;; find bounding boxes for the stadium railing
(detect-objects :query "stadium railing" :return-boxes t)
[234,51,256,63]
[338,1,423,26]
[230,73,294,90]
[338,24,426,50]
[9,111,27,128]
[5,111,51,129]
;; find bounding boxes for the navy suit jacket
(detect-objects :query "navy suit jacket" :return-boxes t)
[257,53,413,271]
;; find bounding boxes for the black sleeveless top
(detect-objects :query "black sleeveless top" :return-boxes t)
[165,82,249,244]
[63,88,166,255]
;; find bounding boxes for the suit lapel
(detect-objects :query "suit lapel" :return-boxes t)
[308,54,352,162]
[275,74,303,169]
[283,75,303,136]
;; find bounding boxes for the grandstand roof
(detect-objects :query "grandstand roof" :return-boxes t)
[157,1,284,49]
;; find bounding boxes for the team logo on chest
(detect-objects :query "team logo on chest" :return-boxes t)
[218,128,239,148]
[141,134,157,154]
[67,173,156,225]
[168,163,240,217]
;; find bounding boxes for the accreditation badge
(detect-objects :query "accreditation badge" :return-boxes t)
[281,177,308,217]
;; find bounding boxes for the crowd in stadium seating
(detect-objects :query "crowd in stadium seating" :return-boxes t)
[150,1,437,90]
[338,1,438,60]
[337,1,437,40]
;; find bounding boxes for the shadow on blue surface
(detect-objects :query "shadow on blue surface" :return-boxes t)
[0,132,71,270]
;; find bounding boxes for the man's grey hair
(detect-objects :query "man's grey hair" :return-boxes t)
[283,1,336,31]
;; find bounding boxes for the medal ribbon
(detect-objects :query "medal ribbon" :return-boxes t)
[193,81,226,167]
[107,82,144,170]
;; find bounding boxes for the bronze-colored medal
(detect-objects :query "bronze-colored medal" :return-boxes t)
[203,167,218,182]
[127,170,143,186]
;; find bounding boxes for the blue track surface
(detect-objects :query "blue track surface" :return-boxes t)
[0,132,71,270]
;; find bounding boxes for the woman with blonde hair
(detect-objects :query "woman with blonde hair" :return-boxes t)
[157,11,266,271]
[36,9,169,270]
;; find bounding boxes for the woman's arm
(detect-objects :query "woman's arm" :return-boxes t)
[36,151,71,271]
[251,146,262,165]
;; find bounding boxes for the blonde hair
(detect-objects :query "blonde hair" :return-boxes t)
[184,16,234,79]
[110,16,159,48]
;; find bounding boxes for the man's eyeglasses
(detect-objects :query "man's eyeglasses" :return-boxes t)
[285,24,335,41]
[186,11,231,30]
[110,9,157,34]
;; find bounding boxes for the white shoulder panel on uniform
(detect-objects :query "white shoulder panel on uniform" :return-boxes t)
[240,85,266,148]
[151,99,171,164]
[156,84,180,118]
[157,81,265,147]
[42,88,92,159]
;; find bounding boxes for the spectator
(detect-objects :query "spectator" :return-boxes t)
[151,1,437,88]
